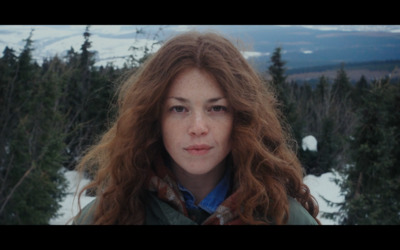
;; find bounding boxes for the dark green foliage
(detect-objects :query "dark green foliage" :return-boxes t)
[318,77,400,225]
[60,26,123,170]
[0,31,67,224]
[294,65,357,176]
[315,117,340,173]
[268,46,400,224]
[269,51,356,177]
[352,75,370,108]
[274,50,399,224]
[331,79,400,224]
[269,47,287,88]
[0,26,159,224]
[268,47,303,148]
[332,63,352,97]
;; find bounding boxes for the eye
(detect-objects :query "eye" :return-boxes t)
[170,106,187,113]
[209,105,228,112]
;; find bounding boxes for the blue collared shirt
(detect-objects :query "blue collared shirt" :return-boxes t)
[177,168,231,214]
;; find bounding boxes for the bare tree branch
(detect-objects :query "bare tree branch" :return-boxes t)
[0,161,36,215]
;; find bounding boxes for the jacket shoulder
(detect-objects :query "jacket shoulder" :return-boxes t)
[71,193,196,225]
[72,198,97,225]
[145,192,197,225]
[286,197,319,225]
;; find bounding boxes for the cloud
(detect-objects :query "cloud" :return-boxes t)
[241,51,270,59]
[300,25,400,33]
[301,49,313,54]
[167,25,197,33]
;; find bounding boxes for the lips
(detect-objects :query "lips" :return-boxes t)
[184,144,213,155]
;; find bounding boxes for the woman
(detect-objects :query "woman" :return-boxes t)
[73,31,320,225]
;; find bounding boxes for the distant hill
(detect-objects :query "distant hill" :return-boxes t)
[256,60,400,84]
[286,60,400,75]
[285,60,400,84]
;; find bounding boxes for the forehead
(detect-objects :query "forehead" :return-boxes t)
[167,68,225,98]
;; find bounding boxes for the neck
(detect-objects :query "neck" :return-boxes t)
[171,160,226,204]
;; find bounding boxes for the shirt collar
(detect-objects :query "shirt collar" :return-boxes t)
[178,167,231,214]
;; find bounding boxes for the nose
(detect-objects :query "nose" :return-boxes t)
[188,111,209,136]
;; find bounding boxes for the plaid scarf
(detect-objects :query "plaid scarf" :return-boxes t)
[145,157,243,225]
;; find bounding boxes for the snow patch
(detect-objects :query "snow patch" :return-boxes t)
[302,135,318,151]
[304,170,345,225]
[49,168,95,225]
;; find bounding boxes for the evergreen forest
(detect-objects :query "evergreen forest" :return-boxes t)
[1,26,399,225]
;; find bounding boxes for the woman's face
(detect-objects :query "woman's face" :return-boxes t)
[161,68,233,176]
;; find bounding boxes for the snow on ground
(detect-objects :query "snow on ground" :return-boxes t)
[49,169,95,225]
[301,135,345,224]
[50,167,344,225]
[304,170,344,225]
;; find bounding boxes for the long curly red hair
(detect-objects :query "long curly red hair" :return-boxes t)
[74,31,320,225]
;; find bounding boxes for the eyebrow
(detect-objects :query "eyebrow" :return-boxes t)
[166,97,226,103]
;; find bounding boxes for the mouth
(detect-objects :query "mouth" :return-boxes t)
[184,144,213,156]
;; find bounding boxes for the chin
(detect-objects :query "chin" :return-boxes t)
[179,159,224,175]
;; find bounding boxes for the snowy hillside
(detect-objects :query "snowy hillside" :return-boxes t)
[0,25,164,69]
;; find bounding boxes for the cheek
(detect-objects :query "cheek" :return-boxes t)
[215,119,234,149]
[161,118,180,148]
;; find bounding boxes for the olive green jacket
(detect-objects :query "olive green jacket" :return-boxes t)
[73,192,318,225]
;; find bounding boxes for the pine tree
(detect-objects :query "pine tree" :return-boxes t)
[62,26,120,171]
[330,79,400,225]
[332,63,353,100]
[0,46,18,127]
[387,80,400,179]
[269,47,287,86]
[0,32,67,224]
[268,47,290,118]
[268,47,303,146]
[314,76,330,117]
[315,117,340,174]
[329,64,356,170]
[309,76,340,175]
[62,26,98,169]
[352,75,370,108]
[296,82,319,175]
